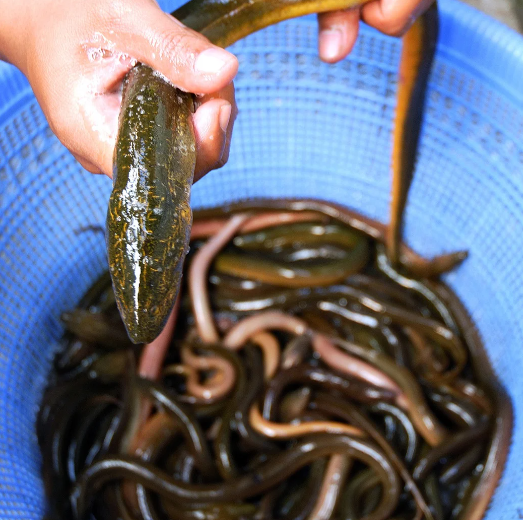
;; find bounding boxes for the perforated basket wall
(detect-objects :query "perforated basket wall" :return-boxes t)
[1,0,522,517]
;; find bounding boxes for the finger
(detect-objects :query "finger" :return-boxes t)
[74,154,104,175]
[193,83,236,181]
[317,8,360,63]
[108,2,238,94]
[213,82,237,170]
[71,87,121,177]
[362,0,435,37]
[192,99,234,182]
[194,82,237,181]
[217,102,235,170]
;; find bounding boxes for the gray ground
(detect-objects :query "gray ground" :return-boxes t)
[462,0,522,31]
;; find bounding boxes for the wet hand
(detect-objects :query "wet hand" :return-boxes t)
[0,0,238,179]
[318,0,434,63]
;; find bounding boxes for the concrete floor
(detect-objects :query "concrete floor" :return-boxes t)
[462,0,521,31]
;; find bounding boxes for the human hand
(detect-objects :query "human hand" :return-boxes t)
[317,0,434,63]
[0,0,238,180]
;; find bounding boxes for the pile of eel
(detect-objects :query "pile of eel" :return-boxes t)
[42,200,511,520]
[39,0,512,519]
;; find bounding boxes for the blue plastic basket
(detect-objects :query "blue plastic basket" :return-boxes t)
[1,0,522,517]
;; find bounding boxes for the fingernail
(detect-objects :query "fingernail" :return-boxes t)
[319,29,343,61]
[219,103,232,133]
[195,48,233,75]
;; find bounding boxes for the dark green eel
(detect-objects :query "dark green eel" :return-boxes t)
[107,0,439,344]
[107,67,195,344]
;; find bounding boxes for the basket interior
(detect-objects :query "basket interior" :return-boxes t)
[1,0,523,516]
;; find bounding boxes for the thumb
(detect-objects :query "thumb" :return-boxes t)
[111,1,238,94]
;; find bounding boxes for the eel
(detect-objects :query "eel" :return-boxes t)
[107,0,439,343]
[387,3,439,264]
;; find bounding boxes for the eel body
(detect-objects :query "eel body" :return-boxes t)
[388,4,439,264]
[107,67,196,344]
